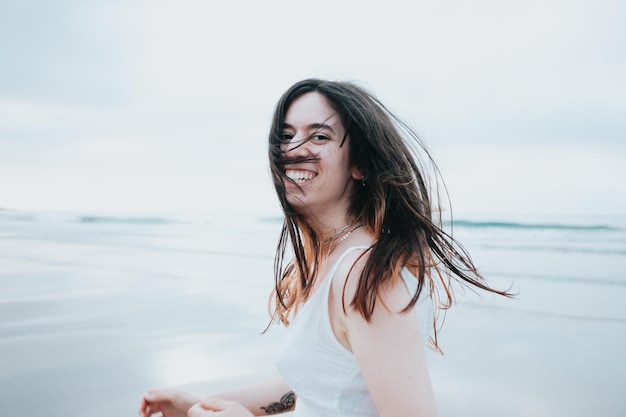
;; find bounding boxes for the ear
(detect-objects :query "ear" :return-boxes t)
[351,166,363,181]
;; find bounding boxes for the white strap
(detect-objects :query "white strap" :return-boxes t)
[322,245,370,291]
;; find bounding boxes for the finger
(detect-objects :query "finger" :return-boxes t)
[188,402,212,417]
[144,388,170,403]
[141,387,177,417]
[198,397,232,411]
[145,404,159,417]
[138,396,154,417]
[142,398,165,417]
[138,397,146,416]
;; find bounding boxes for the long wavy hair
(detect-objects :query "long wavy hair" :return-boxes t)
[268,79,511,349]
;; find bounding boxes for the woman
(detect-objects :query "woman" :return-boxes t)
[139,79,510,417]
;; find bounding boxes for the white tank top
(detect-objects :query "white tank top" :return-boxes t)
[276,246,434,417]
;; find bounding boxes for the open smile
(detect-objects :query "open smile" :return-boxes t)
[285,169,317,185]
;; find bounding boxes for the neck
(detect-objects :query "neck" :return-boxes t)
[314,216,357,242]
[326,223,363,256]
[292,198,354,239]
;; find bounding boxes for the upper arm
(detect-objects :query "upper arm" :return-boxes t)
[341,269,438,417]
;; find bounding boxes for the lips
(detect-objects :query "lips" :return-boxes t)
[285,169,317,184]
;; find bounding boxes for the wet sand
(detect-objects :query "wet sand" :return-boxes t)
[1,212,625,416]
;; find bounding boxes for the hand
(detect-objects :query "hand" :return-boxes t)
[188,398,254,417]
[139,388,201,417]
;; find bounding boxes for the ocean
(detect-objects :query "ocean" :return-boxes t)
[0,209,624,416]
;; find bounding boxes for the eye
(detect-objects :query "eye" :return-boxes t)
[280,133,293,143]
[312,134,330,142]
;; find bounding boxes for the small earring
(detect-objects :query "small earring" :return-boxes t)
[361,176,366,187]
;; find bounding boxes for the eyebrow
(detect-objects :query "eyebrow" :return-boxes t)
[282,122,336,134]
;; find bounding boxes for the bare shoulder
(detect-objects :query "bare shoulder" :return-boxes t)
[328,246,370,305]
[330,249,416,318]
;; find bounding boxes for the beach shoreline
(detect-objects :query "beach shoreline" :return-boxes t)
[1,210,625,416]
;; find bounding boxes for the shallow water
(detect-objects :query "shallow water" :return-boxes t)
[0,210,624,416]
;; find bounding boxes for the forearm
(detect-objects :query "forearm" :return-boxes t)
[210,375,295,416]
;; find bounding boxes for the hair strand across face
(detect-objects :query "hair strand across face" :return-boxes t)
[266,79,513,351]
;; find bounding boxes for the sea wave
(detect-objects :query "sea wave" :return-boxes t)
[0,210,183,226]
[2,210,622,234]
[489,272,626,287]
[257,216,619,231]
[463,302,626,324]
[477,243,626,256]
[449,220,617,231]
[78,216,176,225]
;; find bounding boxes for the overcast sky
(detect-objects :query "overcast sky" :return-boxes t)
[1,0,624,219]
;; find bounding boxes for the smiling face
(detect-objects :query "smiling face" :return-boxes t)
[280,92,362,218]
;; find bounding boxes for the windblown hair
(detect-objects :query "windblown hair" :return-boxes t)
[268,79,511,349]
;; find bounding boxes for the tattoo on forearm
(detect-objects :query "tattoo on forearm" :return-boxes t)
[260,391,295,414]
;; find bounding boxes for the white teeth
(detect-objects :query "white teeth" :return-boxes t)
[286,170,315,183]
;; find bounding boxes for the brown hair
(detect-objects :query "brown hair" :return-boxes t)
[268,79,511,349]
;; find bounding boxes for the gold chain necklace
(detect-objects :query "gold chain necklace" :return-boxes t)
[327,223,363,255]
[323,224,352,245]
